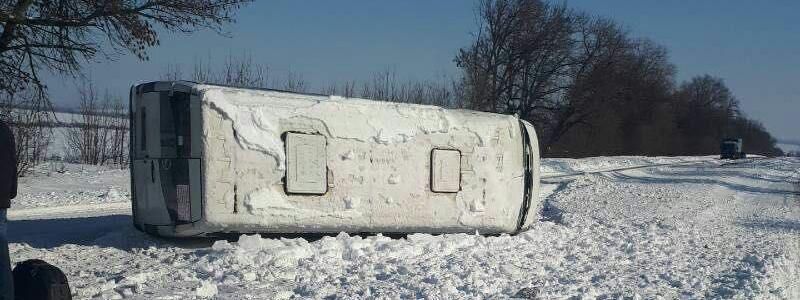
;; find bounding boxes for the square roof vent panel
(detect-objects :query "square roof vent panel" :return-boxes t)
[431,149,461,193]
[286,133,328,194]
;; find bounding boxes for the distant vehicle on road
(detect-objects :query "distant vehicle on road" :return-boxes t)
[720,138,746,159]
[129,81,542,237]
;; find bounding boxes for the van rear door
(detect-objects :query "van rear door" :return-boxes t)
[132,91,172,226]
[130,84,202,230]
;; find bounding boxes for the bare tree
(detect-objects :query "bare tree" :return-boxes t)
[161,63,185,81]
[1,0,248,173]
[361,68,402,101]
[280,70,307,93]
[676,75,739,117]
[455,0,786,157]
[160,54,316,93]
[0,0,252,98]
[105,94,128,165]
[456,0,681,154]
[165,57,458,106]
[356,68,462,107]
[162,54,269,88]
[456,0,583,148]
[0,88,52,176]
[220,54,269,88]
[323,81,357,98]
[673,75,742,154]
[65,83,128,167]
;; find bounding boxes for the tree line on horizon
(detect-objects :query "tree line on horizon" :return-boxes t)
[454,0,783,157]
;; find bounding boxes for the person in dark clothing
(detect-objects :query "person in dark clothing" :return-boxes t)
[0,119,16,300]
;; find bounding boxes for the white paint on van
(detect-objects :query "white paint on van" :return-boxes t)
[194,84,539,234]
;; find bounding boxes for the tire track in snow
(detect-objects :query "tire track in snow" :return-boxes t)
[537,158,746,224]
[540,157,768,180]
[538,157,800,298]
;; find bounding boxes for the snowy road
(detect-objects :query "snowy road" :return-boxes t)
[7,157,800,299]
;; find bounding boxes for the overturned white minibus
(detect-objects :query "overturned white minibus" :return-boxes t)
[129,81,541,237]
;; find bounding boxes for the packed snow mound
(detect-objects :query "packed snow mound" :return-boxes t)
[189,214,798,299]
[195,280,219,298]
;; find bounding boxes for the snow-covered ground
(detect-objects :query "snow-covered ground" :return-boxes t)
[14,163,129,210]
[6,156,800,299]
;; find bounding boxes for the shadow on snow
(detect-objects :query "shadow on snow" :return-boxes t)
[737,218,800,233]
[6,215,422,250]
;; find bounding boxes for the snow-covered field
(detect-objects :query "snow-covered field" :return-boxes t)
[778,143,800,154]
[6,156,800,299]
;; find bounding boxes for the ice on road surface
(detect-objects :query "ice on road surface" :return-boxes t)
[6,157,800,299]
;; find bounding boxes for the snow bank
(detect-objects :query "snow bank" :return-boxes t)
[189,210,799,299]
[195,232,547,299]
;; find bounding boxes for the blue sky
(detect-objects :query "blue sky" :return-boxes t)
[45,0,799,141]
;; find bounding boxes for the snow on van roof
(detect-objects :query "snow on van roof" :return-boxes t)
[140,80,436,109]
[192,82,461,113]
[136,81,514,120]
[195,81,515,173]
[189,81,331,98]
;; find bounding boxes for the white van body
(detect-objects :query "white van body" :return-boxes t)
[130,81,541,237]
